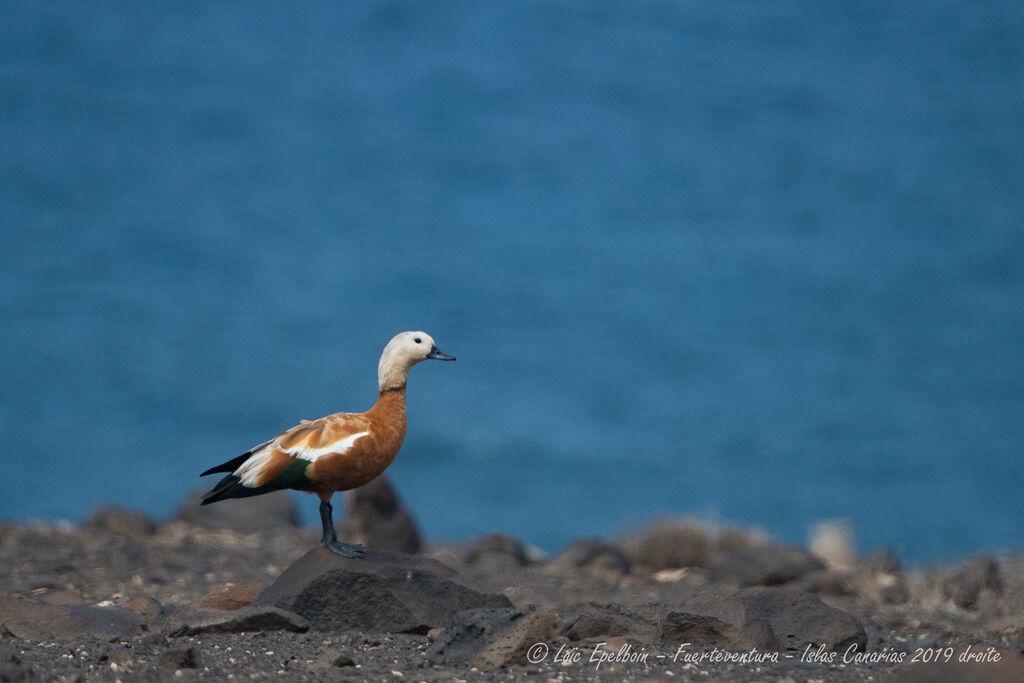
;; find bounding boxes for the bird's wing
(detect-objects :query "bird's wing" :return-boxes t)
[235,413,372,489]
[200,413,371,504]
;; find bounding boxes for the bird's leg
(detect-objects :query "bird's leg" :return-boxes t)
[319,498,365,558]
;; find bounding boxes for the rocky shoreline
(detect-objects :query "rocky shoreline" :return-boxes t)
[1,478,1021,682]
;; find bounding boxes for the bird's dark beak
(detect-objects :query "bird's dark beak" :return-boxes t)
[426,345,455,361]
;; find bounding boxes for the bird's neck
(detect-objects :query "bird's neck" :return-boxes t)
[377,359,412,391]
[368,383,407,423]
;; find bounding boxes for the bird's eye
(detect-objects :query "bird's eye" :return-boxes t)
[414,337,422,344]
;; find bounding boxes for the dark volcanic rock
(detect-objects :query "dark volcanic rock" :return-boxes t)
[0,660,41,683]
[563,603,660,642]
[943,557,1003,608]
[463,533,531,568]
[98,645,134,667]
[254,547,513,633]
[158,646,202,670]
[550,538,631,574]
[83,505,158,537]
[562,585,862,654]
[0,597,144,642]
[426,607,562,668]
[734,586,865,652]
[176,488,301,530]
[660,587,761,650]
[656,585,865,653]
[708,543,825,586]
[166,605,309,636]
[197,581,268,610]
[3,506,1018,682]
[327,654,356,668]
[803,568,858,597]
[135,633,170,653]
[341,475,422,554]
[123,597,167,629]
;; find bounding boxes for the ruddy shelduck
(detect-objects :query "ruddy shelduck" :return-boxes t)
[199,331,455,558]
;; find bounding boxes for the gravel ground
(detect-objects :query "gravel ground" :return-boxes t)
[1,498,1022,682]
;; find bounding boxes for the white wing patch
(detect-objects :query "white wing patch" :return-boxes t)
[235,444,274,487]
[283,430,370,462]
[233,430,369,488]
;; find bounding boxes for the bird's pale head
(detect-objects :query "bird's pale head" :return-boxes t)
[377,331,455,390]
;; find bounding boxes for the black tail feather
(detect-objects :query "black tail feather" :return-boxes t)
[199,474,271,506]
[199,439,273,477]
[199,439,276,505]
[200,454,250,478]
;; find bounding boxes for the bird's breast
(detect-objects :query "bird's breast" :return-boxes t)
[304,392,408,493]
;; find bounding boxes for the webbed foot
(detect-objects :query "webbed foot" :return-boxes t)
[323,539,366,558]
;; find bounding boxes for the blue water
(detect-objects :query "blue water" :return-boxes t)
[2,2,1022,563]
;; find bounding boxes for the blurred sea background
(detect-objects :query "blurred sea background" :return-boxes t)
[2,2,1022,564]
